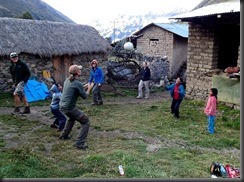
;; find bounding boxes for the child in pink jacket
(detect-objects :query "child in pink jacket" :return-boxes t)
[204,88,218,134]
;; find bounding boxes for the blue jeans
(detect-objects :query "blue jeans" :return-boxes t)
[51,107,66,130]
[207,115,215,134]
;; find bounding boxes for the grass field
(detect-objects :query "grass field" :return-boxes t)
[0,89,240,178]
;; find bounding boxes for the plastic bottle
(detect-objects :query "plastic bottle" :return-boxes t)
[118,165,124,176]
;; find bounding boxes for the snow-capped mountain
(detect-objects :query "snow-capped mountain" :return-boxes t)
[90,8,189,41]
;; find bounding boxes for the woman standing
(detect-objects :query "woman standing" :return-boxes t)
[88,59,104,105]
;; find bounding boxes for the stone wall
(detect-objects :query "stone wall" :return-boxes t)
[186,23,218,100]
[0,53,108,93]
[143,55,170,82]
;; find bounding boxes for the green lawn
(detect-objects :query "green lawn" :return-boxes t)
[0,89,240,178]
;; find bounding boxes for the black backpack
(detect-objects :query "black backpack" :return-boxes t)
[210,162,228,177]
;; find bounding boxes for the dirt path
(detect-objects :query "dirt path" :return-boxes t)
[0,91,170,118]
[0,91,240,159]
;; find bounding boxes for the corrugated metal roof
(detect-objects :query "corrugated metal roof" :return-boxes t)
[171,2,240,19]
[153,23,189,38]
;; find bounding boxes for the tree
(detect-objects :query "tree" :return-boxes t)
[105,37,112,44]
[17,11,33,20]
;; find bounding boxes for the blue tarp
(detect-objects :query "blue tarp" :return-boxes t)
[24,79,50,102]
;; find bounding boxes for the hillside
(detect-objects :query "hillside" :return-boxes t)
[0,0,74,23]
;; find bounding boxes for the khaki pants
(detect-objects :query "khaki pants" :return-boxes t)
[137,80,150,98]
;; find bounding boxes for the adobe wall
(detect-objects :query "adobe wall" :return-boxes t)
[186,23,218,100]
[136,26,174,59]
[171,35,188,78]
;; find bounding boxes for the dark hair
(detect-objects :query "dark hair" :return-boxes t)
[210,88,218,99]
[178,77,186,89]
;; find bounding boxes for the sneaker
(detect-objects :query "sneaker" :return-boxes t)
[136,96,142,99]
[144,97,149,99]
[22,107,30,114]
[11,107,20,115]
[59,135,71,140]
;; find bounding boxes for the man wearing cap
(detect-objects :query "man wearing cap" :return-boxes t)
[59,64,90,150]
[9,52,31,114]
[88,59,104,105]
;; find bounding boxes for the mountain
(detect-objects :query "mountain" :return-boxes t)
[0,0,199,41]
[0,0,74,23]
[91,9,190,41]
[192,0,239,10]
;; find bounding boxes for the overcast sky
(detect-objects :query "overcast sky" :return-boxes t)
[41,0,203,24]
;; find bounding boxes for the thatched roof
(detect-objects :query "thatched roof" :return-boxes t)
[0,17,112,57]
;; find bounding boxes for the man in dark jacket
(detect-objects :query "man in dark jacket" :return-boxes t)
[9,52,31,114]
[137,61,151,99]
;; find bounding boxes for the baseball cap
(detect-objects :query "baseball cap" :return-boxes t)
[10,52,18,58]
[69,65,83,74]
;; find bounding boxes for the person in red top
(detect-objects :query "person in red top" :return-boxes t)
[204,88,218,134]
[165,77,185,119]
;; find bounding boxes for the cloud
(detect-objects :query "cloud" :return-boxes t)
[42,0,202,24]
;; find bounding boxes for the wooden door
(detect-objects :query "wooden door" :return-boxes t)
[53,55,72,85]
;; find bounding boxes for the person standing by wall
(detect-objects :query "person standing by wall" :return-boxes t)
[204,88,218,134]
[88,59,104,105]
[49,83,66,132]
[59,65,90,150]
[9,52,31,114]
[137,61,151,99]
[165,77,185,119]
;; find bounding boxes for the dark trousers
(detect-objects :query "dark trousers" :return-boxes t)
[171,99,183,118]
[61,107,90,146]
[92,84,103,104]
[51,107,66,130]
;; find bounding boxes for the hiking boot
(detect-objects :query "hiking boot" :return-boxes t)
[59,135,71,140]
[22,106,30,114]
[136,96,142,99]
[50,123,58,128]
[11,107,20,115]
[97,101,103,106]
[74,143,88,150]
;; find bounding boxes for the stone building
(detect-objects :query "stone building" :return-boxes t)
[131,22,188,79]
[171,0,240,107]
[0,17,111,92]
